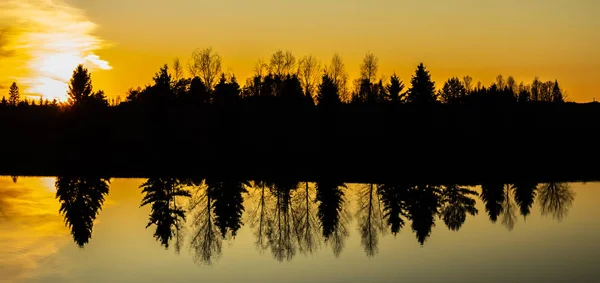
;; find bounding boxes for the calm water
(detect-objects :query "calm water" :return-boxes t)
[1,177,599,283]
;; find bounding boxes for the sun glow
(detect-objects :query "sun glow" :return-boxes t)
[0,0,111,102]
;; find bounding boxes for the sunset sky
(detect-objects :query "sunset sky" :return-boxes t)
[0,0,598,102]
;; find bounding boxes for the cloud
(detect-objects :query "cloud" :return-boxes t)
[0,29,14,58]
[0,0,111,100]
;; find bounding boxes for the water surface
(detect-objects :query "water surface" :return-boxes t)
[1,177,598,283]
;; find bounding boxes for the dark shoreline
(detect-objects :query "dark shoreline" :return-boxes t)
[2,102,600,185]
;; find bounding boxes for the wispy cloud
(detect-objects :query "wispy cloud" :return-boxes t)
[0,0,111,100]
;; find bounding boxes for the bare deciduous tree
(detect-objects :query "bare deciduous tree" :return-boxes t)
[297,55,321,96]
[269,50,296,76]
[506,76,516,93]
[188,47,222,91]
[496,74,505,89]
[360,52,379,82]
[325,53,349,102]
[253,58,269,77]
[172,57,184,82]
[462,75,473,92]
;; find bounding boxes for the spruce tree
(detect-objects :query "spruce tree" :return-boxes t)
[407,63,436,104]
[8,82,19,106]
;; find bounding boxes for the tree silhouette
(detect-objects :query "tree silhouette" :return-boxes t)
[316,180,349,257]
[267,180,299,261]
[506,76,516,94]
[269,50,296,77]
[500,185,517,231]
[171,57,184,82]
[189,47,222,91]
[189,182,222,265]
[513,182,537,219]
[531,76,541,101]
[537,182,574,221]
[407,185,440,245]
[247,180,275,252]
[439,185,478,231]
[316,74,341,108]
[462,75,473,93]
[68,65,93,106]
[378,183,409,235]
[407,63,437,104]
[212,74,241,105]
[8,82,19,106]
[356,184,385,256]
[480,184,505,222]
[440,77,466,104]
[386,74,405,103]
[140,177,191,252]
[292,182,321,255]
[552,80,564,103]
[325,53,349,102]
[360,52,379,82]
[188,77,209,104]
[55,176,110,247]
[495,74,505,90]
[297,55,321,98]
[205,179,249,238]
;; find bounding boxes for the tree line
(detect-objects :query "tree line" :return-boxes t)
[1,48,568,110]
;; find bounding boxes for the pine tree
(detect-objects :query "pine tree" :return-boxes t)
[8,82,19,106]
[407,63,436,104]
[551,80,563,103]
[386,74,405,103]
[440,77,466,104]
[317,74,341,107]
[68,65,93,106]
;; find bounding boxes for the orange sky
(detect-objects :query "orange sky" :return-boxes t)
[0,0,599,102]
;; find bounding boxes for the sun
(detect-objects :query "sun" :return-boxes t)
[26,51,86,102]
[2,0,111,102]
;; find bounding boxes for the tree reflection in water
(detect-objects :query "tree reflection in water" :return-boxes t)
[50,177,582,263]
[537,182,575,221]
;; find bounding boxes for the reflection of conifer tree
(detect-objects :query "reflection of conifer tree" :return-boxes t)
[55,177,110,247]
[206,179,249,239]
[189,184,222,265]
[292,182,321,255]
[10,176,17,183]
[140,177,191,252]
[537,182,575,221]
[378,183,410,235]
[439,185,478,231]
[407,185,440,245]
[267,180,298,261]
[480,183,505,222]
[500,185,517,231]
[316,180,349,257]
[356,184,385,257]
[513,182,538,219]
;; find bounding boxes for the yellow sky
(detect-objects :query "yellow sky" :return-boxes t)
[0,0,599,101]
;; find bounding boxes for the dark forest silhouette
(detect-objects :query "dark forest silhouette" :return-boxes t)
[51,177,576,262]
[1,49,599,183]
